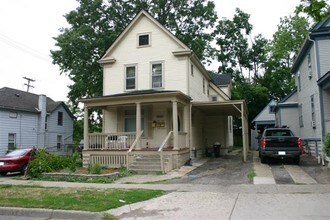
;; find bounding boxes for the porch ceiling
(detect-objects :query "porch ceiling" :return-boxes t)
[192,100,247,116]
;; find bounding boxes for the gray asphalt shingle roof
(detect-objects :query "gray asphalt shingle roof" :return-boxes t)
[0,87,63,114]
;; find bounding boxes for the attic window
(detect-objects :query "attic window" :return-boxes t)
[138,33,150,47]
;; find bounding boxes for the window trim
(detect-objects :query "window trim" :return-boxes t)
[307,53,312,79]
[137,33,151,47]
[57,111,63,126]
[125,64,137,91]
[151,61,164,89]
[8,133,16,151]
[299,104,304,127]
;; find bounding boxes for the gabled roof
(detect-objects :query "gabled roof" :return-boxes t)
[0,87,74,119]
[210,73,231,86]
[279,87,298,103]
[252,100,276,123]
[292,17,330,73]
[99,10,190,63]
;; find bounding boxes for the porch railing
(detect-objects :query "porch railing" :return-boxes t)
[88,132,136,150]
[158,131,173,173]
[127,130,144,170]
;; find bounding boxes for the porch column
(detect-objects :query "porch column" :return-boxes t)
[241,103,248,162]
[136,102,141,149]
[172,100,179,150]
[83,107,89,150]
[183,104,189,148]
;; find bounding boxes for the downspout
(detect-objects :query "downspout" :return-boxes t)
[308,34,324,165]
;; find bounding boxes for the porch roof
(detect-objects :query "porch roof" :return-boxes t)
[192,100,248,117]
[79,90,191,107]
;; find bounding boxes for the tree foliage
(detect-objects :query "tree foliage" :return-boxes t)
[295,0,330,22]
[259,15,310,100]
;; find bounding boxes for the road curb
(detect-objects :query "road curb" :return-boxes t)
[0,207,102,219]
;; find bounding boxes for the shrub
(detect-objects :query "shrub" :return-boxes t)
[27,149,81,177]
[88,164,102,174]
[324,133,330,157]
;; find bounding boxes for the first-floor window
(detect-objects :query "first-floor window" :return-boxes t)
[299,104,304,127]
[57,135,62,148]
[151,63,163,88]
[8,133,16,151]
[124,110,144,133]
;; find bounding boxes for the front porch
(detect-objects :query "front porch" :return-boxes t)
[80,91,192,173]
[83,131,190,173]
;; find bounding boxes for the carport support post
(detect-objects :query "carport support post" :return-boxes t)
[172,100,179,150]
[83,107,89,150]
[241,103,247,162]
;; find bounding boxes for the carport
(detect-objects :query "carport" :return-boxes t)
[192,100,249,162]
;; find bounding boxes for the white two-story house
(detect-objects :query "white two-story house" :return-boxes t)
[275,18,330,158]
[80,10,248,173]
[0,87,74,155]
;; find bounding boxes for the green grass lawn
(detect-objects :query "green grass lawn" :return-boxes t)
[0,185,164,212]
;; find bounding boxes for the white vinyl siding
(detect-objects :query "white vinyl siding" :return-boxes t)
[318,39,330,77]
[102,15,188,96]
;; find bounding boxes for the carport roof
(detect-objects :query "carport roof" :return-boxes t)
[192,100,247,117]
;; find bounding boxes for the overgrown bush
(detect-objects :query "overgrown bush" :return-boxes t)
[27,149,81,177]
[88,164,102,174]
[324,133,330,157]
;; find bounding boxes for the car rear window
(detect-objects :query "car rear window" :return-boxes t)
[6,149,28,157]
[265,130,292,137]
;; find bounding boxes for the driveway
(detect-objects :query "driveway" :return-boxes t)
[165,150,330,185]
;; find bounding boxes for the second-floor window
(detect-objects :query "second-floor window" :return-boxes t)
[307,53,312,79]
[151,63,163,88]
[58,111,63,126]
[125,65,136,90]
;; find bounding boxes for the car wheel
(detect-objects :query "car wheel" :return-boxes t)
[0,172,8,176]
[260,155,267,164]
[293,157,300,165]
[20,165,28,175]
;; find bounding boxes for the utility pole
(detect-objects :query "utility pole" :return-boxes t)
[23,77,35,92]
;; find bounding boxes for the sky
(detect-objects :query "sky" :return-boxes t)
[0,0,301,102]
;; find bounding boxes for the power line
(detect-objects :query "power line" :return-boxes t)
[0,32,51,62]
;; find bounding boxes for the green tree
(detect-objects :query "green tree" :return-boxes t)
[295,0,330,22]
[260,15,310,100]
[51,0,218,112]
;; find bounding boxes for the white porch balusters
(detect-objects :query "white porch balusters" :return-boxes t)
[172,100,179,150]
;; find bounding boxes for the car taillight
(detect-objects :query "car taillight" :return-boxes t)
[297,138,302,147]
[262,138,266,148]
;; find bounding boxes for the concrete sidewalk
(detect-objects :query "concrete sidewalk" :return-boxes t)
[0,155,330,219]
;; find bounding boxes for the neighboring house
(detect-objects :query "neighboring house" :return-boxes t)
[80,10,248,173]
[0,87,74,155]
[250,100,276,150]
[274,18,330,158]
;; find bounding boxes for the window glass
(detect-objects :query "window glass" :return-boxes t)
[58,112,63,126]
[139,34,149,46]
[8,133,16,151]
[124,110,144,132]
[152,63,163,88]
[126,66,136,90]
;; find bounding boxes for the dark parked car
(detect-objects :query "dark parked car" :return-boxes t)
[0,148,36,176]
[259,128,303,164]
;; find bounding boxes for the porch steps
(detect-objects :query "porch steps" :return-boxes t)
[129,154,168,174]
